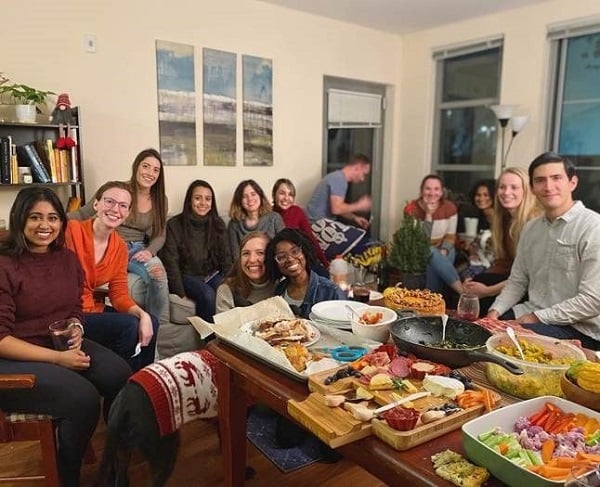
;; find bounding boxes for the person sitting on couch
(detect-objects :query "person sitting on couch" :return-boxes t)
[66,181,159,371]
[161,180,232,322]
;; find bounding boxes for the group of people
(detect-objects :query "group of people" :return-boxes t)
[405,152,600,350]
[0,148,359,485]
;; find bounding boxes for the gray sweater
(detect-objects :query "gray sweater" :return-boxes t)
[227,212,284,259]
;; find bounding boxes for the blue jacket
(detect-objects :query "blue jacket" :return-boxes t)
[275,270,346,318]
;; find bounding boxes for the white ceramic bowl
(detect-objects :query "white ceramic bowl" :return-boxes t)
[350,306,397,343]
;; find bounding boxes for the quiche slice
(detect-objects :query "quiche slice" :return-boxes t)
[431,450,489,487]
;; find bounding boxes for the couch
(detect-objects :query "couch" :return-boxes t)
[128,273,203,359]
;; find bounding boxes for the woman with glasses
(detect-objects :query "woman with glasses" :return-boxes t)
[66,181,159,371]
[68,149,169,322]
[216,231,275,313]
[0,187,130,487]
[228,180,284,260]
[271,178,329,269]
[161,180,232,322]
[267,229,344,318]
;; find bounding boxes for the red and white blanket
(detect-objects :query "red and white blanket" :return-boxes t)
[130,350,219,437]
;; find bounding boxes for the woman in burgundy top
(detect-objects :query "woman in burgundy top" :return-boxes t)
[272,178,329,269]
[0,187,130,487]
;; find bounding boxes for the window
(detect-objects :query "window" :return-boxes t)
[432,38,503,203]
[548,22,600,212]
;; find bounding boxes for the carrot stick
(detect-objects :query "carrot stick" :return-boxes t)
[540,465,571,477]
[541,438,555,463]
[554,457,576,468]
[482,388,493,412]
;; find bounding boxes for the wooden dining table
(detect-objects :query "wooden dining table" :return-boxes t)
[206,339,509,487]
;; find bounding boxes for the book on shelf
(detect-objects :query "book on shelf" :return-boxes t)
[45,139,59,183]
[16,143,51,183]
[58,149,70,182]
[10,143,18,184]
[0,136,11,184]
[69,126,79,183]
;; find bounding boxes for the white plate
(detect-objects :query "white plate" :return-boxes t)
[311,300,369,323]
[308,312,352,330]
[241,318,321,347]
[347,289,384,301]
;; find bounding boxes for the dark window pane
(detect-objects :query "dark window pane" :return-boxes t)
[564,33,600,102]
[438,107,497,165]
[559,102,600,160]
[327,128,373,167]
[442,48,501,102]
[438,170,496,206]
[572,168,600,213]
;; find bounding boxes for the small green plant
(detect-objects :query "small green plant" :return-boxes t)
[387,213,430,273]
[0,83,55,106]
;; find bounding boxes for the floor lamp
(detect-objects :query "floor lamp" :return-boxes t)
[490,104,529,170]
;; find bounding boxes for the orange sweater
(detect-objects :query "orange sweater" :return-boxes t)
[65,219,136,313]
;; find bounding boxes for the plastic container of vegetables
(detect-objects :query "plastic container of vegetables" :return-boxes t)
[485,334,586,399]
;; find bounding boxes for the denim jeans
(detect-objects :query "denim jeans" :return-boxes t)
[127,241,169,321]
[426,246,459,293]
[182,272,224,322]
[84,306,159,372]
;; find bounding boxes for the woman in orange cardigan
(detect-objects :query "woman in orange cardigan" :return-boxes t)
[66,181,158,371]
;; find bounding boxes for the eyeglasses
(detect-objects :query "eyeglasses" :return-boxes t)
[274,246,303,264]
[102,197,130,212]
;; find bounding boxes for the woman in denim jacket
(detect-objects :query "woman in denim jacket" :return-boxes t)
[267,229,344,318]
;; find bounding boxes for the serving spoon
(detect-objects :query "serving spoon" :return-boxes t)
[441,313,449,343]
[506,326,526,361]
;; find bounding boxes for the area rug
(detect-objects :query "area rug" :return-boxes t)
[246,407,325,473]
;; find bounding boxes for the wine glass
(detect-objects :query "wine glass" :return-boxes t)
[456,293,480,322]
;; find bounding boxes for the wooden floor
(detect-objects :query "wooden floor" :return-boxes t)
[0,419,387,486]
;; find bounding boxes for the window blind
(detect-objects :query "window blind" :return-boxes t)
[432,35,503,60]
[327,89,382,127]
[548,16,600,40]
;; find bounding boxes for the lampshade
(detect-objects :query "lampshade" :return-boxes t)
[511,115,529,134]
[490,104,516,121]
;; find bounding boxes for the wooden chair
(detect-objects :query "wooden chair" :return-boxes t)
[0,374,60,486]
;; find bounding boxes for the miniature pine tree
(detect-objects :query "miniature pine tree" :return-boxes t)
[387,213,430,273]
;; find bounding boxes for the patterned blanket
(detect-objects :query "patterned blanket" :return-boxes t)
[130,350,219,437]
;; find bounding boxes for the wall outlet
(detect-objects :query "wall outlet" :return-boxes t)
[83,34,97,53]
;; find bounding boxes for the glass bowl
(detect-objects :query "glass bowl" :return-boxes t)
[485,333,586,399]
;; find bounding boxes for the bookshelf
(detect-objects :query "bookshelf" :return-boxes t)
[0,106,85,205]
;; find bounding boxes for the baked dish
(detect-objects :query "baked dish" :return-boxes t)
[383,287,445,316]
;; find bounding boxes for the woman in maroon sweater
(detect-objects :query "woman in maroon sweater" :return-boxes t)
[0,188,130,487]
[272,178,329,269]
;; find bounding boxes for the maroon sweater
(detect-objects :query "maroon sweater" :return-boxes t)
[274,205,329,267]
[0,247,84,348]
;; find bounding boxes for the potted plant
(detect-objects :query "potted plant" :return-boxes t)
[386,213,430,290]
[0,83,55,123]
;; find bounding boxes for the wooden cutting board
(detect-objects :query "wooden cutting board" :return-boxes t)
[307,366,355,395]
[287,393,372,448]
[371,388,501,451]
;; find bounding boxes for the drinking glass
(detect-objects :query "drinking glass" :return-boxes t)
[351,282,370,303]
[456,294,480,322]
[48,320,73,351]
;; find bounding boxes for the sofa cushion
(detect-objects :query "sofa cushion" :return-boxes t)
[169,294,196,325]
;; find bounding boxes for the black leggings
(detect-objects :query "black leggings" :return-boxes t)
[0,339,131,487]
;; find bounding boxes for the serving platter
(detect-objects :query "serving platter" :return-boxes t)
[292,364,500,449]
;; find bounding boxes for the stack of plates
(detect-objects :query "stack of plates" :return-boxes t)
[310,300,369,329]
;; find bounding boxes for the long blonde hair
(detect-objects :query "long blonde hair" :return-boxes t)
[491,167,541,261]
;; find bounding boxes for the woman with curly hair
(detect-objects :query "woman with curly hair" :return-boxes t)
[463,167,542,314]
[161,180,232,322]
[267,229,344,318]
[228,180,284,260]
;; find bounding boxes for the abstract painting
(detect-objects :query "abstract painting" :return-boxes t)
[155,40,196,166]
[203,48,236,166]
[243,55,273,166]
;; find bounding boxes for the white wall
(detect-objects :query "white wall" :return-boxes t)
[394,0,600,231]
[0,0,401,227]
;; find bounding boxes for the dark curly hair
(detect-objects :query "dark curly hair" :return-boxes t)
[266,228,317,279]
